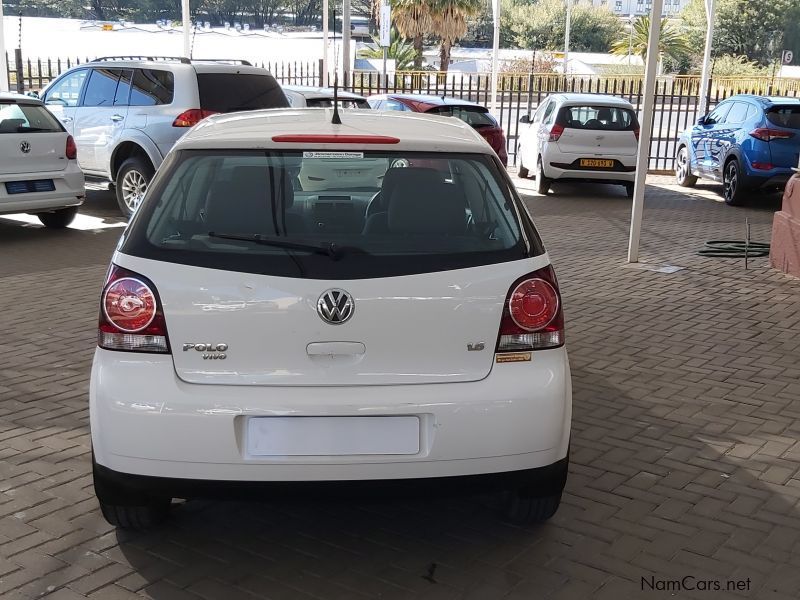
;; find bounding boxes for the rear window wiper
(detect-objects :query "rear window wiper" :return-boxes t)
[207,232,369,260]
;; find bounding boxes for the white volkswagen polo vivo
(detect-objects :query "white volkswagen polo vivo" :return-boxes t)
[90,107,572,529]
[0,93,85,228]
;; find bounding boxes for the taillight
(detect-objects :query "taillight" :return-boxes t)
[98,265,170,353]
[751,162,774,171]
[173,109,219,127]
[496,266,565,353]
[65,135,77,160]
[548,123,565,142]
[750,128,795,142]
[633,127,640,142]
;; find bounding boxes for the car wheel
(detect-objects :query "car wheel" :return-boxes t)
[535,159,551,195]
[116,156,154,218]
[723,158,746,206]
[624,183,635,198]
[93,455,171,530]
[518,154,529,179]
[37,206,78,229]
[675,146,697,187]
[502,491,562,525]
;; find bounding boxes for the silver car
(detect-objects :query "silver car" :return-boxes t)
[41,56,289,217]
[283,85,370,109]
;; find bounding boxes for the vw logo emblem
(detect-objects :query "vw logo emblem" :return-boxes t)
[317,289,354,325]
[19,141,31,154]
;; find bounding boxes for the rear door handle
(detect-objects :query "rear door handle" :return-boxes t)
[110,114,124,122]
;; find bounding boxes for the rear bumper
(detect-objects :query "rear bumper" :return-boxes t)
[90,347,572,484]
[544,157,636,183]
[0,165,85,215]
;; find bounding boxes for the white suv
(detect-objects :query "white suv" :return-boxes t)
[90,108,572,529]
[517,93,640,197]
[40,57,288,217]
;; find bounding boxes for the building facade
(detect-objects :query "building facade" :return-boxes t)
[581,0,689,17]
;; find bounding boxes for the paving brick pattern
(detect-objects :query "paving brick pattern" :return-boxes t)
[0,177,798,600]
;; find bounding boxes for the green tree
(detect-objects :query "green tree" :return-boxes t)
[501,0,622,53]
[358,28,418,70]
[391,0,433,69]
[611,15,690,69]
[430,0,483,73]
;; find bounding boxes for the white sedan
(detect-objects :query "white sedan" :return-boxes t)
[90,108,571,529]
[0,93,85,227]
[517,93,640,197]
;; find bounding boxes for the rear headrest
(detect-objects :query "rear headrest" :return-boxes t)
[387,169,466,235]
[597,107,612,122]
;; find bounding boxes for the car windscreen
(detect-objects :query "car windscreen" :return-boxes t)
[0,102,63,134]
[121,150,542,279]
[558,105,638,131]
[197,73,290,112]
[766,105,800,130]
[426,105,498,128]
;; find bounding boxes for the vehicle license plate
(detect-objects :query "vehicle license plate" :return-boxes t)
[246,416,420,456]
[5,179,56,194]
[579,159,615,168]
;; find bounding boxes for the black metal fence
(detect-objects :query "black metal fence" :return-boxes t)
[6,52,800,171]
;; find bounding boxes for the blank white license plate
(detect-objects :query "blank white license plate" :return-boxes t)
[246,416,420,456]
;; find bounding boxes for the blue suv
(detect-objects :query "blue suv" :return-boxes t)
[675,95,800,205]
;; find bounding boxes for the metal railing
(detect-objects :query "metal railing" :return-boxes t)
[5,53,800,170]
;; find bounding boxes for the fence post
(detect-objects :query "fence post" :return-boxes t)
[14,48,24,93]
[318,58,324,87]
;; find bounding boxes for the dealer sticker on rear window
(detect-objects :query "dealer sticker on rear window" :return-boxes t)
[303,151,364,159]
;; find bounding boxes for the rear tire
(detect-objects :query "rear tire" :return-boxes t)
[93,455,171,530]
[535,159,551,195]
[518,155,530,179]
[37,206,78,229]
[675,146,697,187]
[723,158,746,206]
[502,491,562,525]
[624,183,635,198]
[116,155,155,218]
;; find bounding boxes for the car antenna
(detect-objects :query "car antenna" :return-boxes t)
[331,3,342,125]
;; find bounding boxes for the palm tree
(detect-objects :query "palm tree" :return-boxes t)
[612,15,690,67]
[391,0,434,70]
[430,0,483,74]
[358,28,419,71]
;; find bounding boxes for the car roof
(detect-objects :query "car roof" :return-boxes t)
[0,92,43,106]
[283,85,367,101]
[373,93,485,108]
[55,57,272,76]
[177,108,490,154]
[727,94,800,107]
[551,93,634,108]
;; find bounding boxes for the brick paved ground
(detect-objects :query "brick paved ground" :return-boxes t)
[1,176,799,600]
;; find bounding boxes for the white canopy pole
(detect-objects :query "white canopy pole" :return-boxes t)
[182,0,191,58]
[323,0,330,87]
[0,2,9,92]
[490,0,500,114]
[697,0,715,117]
[343,0,351,85]
[627,0,664,263]
[563,0,571,74]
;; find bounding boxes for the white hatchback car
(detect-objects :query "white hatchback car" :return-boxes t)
[0,93,85,228]
[90,108,572,529]
[517,94,640,197]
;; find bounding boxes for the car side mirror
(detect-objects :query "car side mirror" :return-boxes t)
[26,91,40,99]
[519,114,531,124]
[697,115,707,125]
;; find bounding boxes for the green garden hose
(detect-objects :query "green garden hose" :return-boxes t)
[697,240,771,258]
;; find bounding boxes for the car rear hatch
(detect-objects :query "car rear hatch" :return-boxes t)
[0,101,67,175]
[117,148,547,387]
[426,104,505,152]
[194,67,290,114]
[555,104,639,157]
[764,104,800,169]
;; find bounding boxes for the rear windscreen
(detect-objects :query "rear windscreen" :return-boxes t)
[558,105,637,131]
[121,150,542,279]
[426,106,498,128]
[306,98,370,109]
[197,73,290,112]
[766,106,800,130]
[0,102,63,134]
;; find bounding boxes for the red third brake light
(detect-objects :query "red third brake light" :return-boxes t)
[65,135,77,160]
[548,123,565,142]
[272,134,401,144]
[173,109,219,127]
[496,265,565,353]
[750,128,795,142]
[98,265,170,353]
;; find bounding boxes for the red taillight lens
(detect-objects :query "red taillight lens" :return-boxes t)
[548,123,565,142]
[98,265,170,353]
[633,127,640,142]
[496,266,565,352]
[750,128,795,142]
[173,109,219,128]
[65,135,77,160]
[751,162,774,171]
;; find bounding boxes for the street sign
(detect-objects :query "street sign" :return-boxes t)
[783,50,794,65]
[380,3,391,47]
